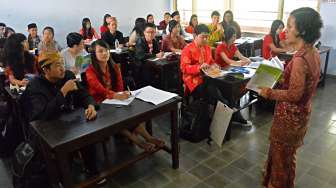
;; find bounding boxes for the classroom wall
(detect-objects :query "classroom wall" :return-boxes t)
[0,0,171,47]
[320,2,336,75]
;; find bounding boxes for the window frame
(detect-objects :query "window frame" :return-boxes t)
[174,0,320,33]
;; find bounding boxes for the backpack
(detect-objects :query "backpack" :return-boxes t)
[12,137,51,188]
[0,94,24,158]
[179,99,211,143]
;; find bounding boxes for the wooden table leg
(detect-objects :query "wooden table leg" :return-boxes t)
[56,151,73,188]
[39,140,59,187]
[170,103,180,169]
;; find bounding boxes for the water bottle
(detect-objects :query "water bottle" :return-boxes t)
[115,39,119,49]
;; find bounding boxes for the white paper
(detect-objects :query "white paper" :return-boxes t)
[243,61,261,69]
[132,86,177,105]
[210,102,233,147]
[102,96,135,106]
[109,49,122,54]
[235,38,246,45]
[148,57,160,61]
[0,67,4,72]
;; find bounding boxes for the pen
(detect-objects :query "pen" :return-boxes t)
[127,85,131,96]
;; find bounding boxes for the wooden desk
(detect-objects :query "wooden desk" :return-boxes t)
[31,97,181,188]
[204,68,255,140]
[278,46,332,86]
[145,57,180,93]
[110,48,131,77]
[215,37,263,57]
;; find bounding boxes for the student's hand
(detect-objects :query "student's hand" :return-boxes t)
[216,24,223,33]
[200,63,210,71]
[240,59,251,66]
[85,105,97,121]
[119,44,124,48]
[113,91,130,100]
[156,52,164,58]
[19,78,29,86]
[61,79,78,97]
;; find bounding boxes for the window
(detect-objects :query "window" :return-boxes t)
[283,0,319,22]
[173,0,320,33]
[232,0,280,31]
[196,0,225,23]
[177,0,192,25]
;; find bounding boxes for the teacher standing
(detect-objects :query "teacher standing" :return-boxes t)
[259,7,323,188]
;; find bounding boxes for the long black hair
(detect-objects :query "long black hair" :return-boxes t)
[189,14,197,27]
[146,14,154,23]
[132,17,146,36]
[90,39,118,89]
[223,26,236,43]
[82,17,93,40]
[270,20,284,47]
[222,10,234,29]
[4,33,35,80]
[103,14,111,27]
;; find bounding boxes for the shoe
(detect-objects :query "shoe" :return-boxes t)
[232,112,252,127]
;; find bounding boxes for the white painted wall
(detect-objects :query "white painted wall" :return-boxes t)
[320,2,336,75]
[0,0,171,47]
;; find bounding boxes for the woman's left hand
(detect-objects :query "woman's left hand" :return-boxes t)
[85,105,97,120]
[258,87,270,98]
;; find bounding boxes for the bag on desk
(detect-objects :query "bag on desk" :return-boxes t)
[180,99,211,143]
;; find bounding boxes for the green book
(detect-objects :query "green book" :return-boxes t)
[246,57,284,93]
[75,54,91,73]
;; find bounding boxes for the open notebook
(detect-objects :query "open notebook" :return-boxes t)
[102,86,177,106]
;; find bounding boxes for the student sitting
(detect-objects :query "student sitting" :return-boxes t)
[101,17,125,49]
[215,27,250,68]
[21,52,106,185]
[129,18,146,47]
[38,26,62,53]
[86,40,165,151]
[146,14,155,24]
[185,14,198,34]
[61,32,88,75]
[208,11,224,47]
[4,27,15,38]
[262,20,287,60]
[215,27,252,125]
[180,24,228,105]
[79,17,100,43]
[161,20,186,53]
[166,11,189,37]
[27,23,41,50]
[158,12,171,30]
[135,23,163,61]
[135,23,163,87]
[4,33,36,87]
[99,13,111,35]
[181,24,214,93]
[221,10,241,39]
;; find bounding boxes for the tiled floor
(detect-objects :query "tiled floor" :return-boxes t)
[1,78,336,188]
